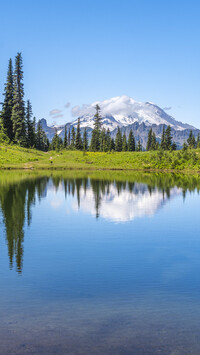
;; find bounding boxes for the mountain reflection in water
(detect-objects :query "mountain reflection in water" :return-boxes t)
[0,171,199,273]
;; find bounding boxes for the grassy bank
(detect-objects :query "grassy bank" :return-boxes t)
[0,144,200,172]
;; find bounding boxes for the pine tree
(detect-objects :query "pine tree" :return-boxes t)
[171,141,177,150]
[100,128,107,151]
[151,132,157,150]
[36,120,48,151]
[110,138,115,151]
[90,104,102,151]
[161,126,166,150]
[71,127,75,148]
[105,129,111,151]
[136,140,142,151]
[68,128,71,146]
[51,129,63,151]
[115,127,122,152]
[1,58,14,140]
[122,133,127,151]
[165,125,172,150]
[187,130,196,148]
[11,53,26,146]
[83,128,88,151]
[127,129,135,151]
[75,118,82,150]
[197,133,200,148]
[64,125,68,148]
[25,100,34,147]
[146,128,152,151]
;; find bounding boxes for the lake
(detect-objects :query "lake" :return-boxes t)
[0,170,200,354]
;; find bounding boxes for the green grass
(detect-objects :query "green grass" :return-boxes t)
[0,144,200,172]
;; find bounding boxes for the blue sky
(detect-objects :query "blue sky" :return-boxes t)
[0,0,200,127]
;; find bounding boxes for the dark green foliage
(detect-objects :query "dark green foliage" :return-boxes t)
[187,130,196,148]
[115,127,122,152]
[122,133,127,151]
[100,128,107,152]
[171,141,177,151]
[136,140,142,151]
[36,120,49,151]
[75,118,83,150]
[26,100,36,147]
[64,125,68,148]
[182,141,188,151]
[90,104,102,151]
[11,53,26,146]
[68,128,71,146]
[83,128,88,151]
[51,129,63,151]
[127,130,135,151]
[165,125,172,150]
[197,133,200,148]
[146,128,152,151]
[110,138,115,151]
[161,126,166,150]
[71,127,76,148]
[105,129,111,151]
[1,58,14,140]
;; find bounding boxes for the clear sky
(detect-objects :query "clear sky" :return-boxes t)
[0,0,200,127]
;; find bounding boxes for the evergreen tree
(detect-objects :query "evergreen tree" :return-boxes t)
[187,130,196,148]
[146,128,152,151]
[36,120,48,151]
[90,104,102,151]
[63,125,68,148]
[165,125,172,150]
[197,133,200,148]
[83,128,88,151]
[100,128,107,151]
[75,118,83,150]
[127,129,135,151]
[1,58,14,140]
[136,140,142,151]
[51,129,63,151]
[25,100,35,147]
[151,132,157,150]
[71,126,76,148]
[122,133,127,151]
[161,126,166,150]
[105,129,111,151]
[11,53,26,146]
[68,128,71,146]
[115,127,122,152]
[171,141,177,150]
[110,138,115,151]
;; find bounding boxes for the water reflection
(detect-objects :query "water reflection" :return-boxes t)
[0,171,200,273]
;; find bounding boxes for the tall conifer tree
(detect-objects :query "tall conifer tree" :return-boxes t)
[127,129,135,151]
[11,53,26,145]
[1,58,14,140]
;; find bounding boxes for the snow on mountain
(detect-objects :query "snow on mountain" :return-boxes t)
[70,96,195,131]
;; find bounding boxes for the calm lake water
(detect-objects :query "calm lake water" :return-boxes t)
[0,171,200,355]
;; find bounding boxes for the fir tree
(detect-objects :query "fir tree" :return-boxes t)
[161,126,166,150]
[105,129,111,151]
[115,127,122,152]
[100,128,107,151]
[36,120,49,151]
[165,125,172,150]
[187,130,196,148]
[136,140,142,151]
[127,129,135,151]
[122,133,127,151]
[171,141,177,150]
[68,128,71,146]
[110,138,115,151]
[75,118,83,150]
[146,128,152,151]
[11,53,26,146]
[151,132,157,150]
[1,58,14,140]
[63,125,68,148]
[51,129,63,151]
[71,126,76,148]
[25,100,34,147]
[90,104,102,151]
[83,128,88,151]
[197,133,200,148]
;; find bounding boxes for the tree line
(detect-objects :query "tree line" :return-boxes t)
[1,54,199,153]
[0,53,49,150]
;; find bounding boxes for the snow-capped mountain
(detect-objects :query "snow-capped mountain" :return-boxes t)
[71,96,195,131]
[40,96,199,148]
